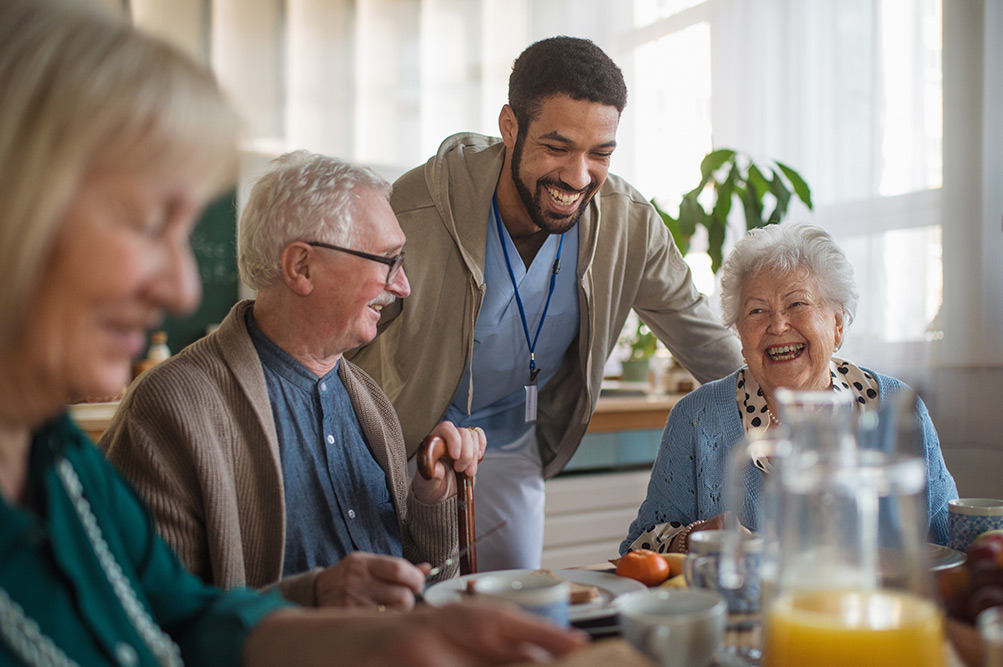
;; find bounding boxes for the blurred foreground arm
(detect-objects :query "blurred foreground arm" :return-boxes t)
[244,602,587,666]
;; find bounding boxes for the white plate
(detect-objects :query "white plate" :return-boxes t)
[423,568,646,622]
[928,543,965,571]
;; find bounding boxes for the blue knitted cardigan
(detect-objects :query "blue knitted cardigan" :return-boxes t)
[621,368,958,553]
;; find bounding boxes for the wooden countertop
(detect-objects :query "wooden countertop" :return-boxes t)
[587,393,682,433]
[68,401,120,443]
[70,390,684,442]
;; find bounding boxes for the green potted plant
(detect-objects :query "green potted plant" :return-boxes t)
[651,148,813,274]
[616,149,813,386]
[621,322,658,383]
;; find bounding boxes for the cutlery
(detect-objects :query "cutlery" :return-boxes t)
[425,520,508,581]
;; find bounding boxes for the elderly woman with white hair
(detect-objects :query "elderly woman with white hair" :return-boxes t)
[621,223,957,554]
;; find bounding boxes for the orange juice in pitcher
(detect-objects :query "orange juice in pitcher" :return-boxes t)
[764,589,944,667]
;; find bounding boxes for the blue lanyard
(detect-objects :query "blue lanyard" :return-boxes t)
[493,192,564,384]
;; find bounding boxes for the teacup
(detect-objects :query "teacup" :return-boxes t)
[615,588,726,667]
[948,498,1003,552]
[472,570,570,626]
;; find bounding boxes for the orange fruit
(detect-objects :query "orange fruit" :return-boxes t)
[616,549,671,586]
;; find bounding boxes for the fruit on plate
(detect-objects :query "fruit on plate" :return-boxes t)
[661,552,686,578]
[969,530,1003,569]
[941,530,1003,624]
[660,573,688,589]
[616,549,671,586]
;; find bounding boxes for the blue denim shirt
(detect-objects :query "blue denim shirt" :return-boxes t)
[247,310,401,575]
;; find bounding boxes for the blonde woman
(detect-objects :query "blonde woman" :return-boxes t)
[0,1,584,664]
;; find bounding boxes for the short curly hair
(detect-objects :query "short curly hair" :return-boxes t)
[719,223,858,332]
[238,151,390,291]
[508,36,627,129]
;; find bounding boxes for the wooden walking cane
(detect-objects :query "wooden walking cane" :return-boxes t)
[417,433,482,575]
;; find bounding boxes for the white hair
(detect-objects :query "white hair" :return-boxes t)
[238,151,391,291]
[719,223,858,330]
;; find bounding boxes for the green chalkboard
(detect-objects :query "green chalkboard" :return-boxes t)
[148,189,239,356]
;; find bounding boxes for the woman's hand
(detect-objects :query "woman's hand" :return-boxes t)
[672,511,752,552]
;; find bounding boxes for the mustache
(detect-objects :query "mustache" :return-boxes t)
[539,177,597,194]
[369,295,397,308]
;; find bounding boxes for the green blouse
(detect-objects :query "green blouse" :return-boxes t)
[0,415,291,666]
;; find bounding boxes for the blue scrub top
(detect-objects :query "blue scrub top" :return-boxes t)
[444,204,580,448]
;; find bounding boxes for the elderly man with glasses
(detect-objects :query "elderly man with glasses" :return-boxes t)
[101,151,485,611]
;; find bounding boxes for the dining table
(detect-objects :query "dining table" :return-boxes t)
[505,562,974,666]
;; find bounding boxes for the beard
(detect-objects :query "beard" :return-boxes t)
[510,132,597,236]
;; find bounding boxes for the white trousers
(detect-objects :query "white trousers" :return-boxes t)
[472,428,546,571]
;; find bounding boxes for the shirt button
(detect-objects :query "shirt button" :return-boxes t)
[327,434,335,444]
[115,643,138,666]
[348,509,356,519]
[320,382,327,392]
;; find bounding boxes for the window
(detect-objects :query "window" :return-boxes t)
[130,0,983,367]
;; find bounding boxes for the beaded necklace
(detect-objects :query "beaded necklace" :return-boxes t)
[0,458,181,667]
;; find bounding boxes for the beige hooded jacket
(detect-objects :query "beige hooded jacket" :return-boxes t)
[348,133,743,478]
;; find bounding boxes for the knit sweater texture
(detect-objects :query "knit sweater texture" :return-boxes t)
[101,301,458,605]
[621,368,958,553]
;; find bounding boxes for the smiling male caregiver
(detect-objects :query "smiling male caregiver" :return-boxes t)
[348,36,744,570]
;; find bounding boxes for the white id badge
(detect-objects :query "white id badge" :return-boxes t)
[524,384,538,423]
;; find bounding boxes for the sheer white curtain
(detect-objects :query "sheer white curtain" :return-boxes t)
[128,0,1000,371]
[707,0,1003,476]
[708,0,948,372]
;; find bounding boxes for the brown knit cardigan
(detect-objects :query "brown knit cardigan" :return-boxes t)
[100,300,458,606]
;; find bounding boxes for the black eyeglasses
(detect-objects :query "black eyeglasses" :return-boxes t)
[306,241,405,286]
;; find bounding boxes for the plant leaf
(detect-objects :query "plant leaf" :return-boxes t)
[776,160,813,209]
[747,164,769,200]
[707,216,727,274]
[740,184,765,230]
[651,198,691,256]
[712,178,734,222]
[767,204,784,225]
[678,194,703,238]
[700,148,736,183]
[768,168,791,217]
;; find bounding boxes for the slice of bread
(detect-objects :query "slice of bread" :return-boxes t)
[535,569,599,605]
[568,580,600,604]
[466,570,601,604]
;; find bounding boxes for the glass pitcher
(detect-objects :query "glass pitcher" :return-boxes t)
[757,388,945,667]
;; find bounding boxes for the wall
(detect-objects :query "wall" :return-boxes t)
[157,191,239,354]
